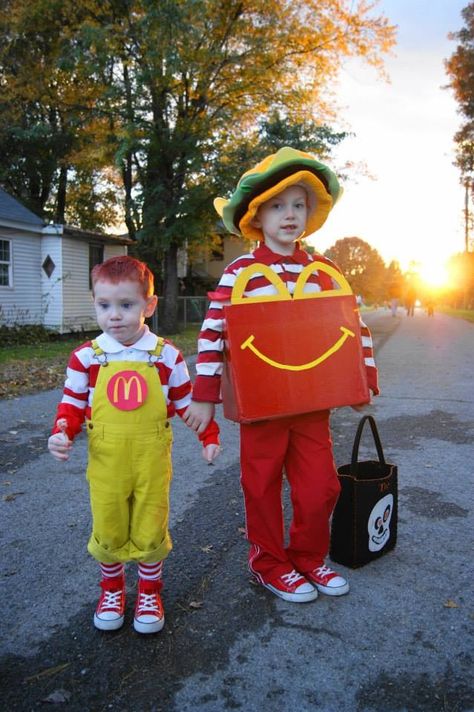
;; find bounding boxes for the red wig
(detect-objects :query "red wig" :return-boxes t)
[91,256,154,298]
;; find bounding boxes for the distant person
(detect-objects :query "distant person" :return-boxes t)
[405,285,416,317]
[48,256,220,634]
[184,147,379,604]
[425,296,435,317]
[388,277,402,317]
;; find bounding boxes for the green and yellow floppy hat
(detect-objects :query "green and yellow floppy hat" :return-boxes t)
[214,146,342,242]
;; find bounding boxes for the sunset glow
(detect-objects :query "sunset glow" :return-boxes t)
[417,260,450,288]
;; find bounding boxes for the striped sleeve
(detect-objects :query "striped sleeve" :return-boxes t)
[359,316,380,395]
[192,257,250,403]
[52,342,93,439]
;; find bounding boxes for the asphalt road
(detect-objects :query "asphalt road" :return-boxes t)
[1,307,473,712]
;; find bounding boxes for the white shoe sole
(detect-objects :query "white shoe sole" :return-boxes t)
[262,581,318,603]
[133,616,165,634]
[93,613,124,631]
[314,581,350,596]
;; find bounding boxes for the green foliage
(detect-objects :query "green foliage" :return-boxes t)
[324,236,387,303]
[0,323,57,347]
[0,0,396,331]
[446,2,474,211]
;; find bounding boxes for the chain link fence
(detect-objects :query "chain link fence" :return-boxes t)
[150,296,209,332]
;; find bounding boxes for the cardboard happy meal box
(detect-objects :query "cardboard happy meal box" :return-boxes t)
[221,261,369,423]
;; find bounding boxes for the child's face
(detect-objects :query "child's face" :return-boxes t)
[252,185,309,254]
[93,279,157,344]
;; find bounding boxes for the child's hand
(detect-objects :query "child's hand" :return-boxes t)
[48,421,72,462]
[202,443,221,464]
[183,401,215,434]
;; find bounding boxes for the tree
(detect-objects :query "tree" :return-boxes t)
[0,0,121,226]
[446,251,474,308]
[324,236,386,303]
[445,2,474,251]
[1,0,396,332]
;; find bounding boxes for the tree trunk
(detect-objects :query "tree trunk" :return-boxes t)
[55,165,68,224]
[160,243,179,334]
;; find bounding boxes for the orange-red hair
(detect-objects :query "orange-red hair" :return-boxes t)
[91,256,154,298]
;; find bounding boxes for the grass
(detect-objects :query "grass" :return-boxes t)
[0,325,201,366]
[437,307,474,324]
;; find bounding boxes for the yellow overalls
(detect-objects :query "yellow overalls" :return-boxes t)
[86,339,173,564]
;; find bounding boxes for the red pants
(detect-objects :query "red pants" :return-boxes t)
[240,410,340,582]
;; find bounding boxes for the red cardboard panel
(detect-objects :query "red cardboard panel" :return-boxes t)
[222,294,369,423]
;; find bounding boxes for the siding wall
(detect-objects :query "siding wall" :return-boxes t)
[41,232,63,329]
[0,227,43,324]
[61,239,126,333]
[0,226,128,332]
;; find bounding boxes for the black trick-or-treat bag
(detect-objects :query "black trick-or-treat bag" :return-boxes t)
[330,415,398,568]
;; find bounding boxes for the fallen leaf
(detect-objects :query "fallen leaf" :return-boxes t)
[41,689,72,704]
[24,662,70,682]
[189,600,203,609]
[238,527,246,535]
[200,544,213,554]
[443,599,459,608]
[3,491,25,502]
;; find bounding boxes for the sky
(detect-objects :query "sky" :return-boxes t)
[310,0,468,285]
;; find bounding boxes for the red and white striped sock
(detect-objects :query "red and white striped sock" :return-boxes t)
[138,561,163,582]
[100,562,124,580]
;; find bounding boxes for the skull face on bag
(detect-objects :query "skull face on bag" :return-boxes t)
[368,494,393,552]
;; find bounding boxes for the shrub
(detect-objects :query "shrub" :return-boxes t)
[0,324,57,346]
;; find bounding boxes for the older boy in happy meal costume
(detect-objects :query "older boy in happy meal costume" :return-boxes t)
[48,256,219,633]
[184,147,379,603]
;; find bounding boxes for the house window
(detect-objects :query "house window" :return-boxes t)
[89,243,104,289]
[0,239,12,287]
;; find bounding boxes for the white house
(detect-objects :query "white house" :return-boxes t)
[0,188,132,333]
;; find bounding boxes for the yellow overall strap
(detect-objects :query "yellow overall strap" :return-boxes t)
[91,339,108,366]
[148,336,165,359]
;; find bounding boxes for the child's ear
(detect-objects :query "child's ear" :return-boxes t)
[145,294,158,317]
[251,215,262,228]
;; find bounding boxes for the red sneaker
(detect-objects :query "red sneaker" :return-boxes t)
[260,569,318,603]
[133,580,165,634]
[305,565,349,596]
[93,576,125,631]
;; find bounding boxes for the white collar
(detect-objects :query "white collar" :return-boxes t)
[96,325,158,353]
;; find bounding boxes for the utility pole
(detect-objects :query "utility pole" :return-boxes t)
[464,179,470,253]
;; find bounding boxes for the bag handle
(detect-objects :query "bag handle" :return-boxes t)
[351,415,386,474]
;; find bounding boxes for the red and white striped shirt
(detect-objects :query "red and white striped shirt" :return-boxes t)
[52,326,218,445]
[193,242,379,403]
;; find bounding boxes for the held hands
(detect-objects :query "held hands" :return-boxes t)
[48,419,72,461]
[183,401,215,434]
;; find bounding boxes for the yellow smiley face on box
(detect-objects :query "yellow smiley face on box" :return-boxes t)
[222,261,369,423]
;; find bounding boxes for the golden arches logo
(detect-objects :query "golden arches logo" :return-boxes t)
[113,375,144,403]
[107,370,148,411]
[231,261,353,305]
[229,261,356,372]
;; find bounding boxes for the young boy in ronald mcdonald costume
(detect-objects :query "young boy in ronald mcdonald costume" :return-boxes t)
[48,256,220,633]
[184,147,379,603]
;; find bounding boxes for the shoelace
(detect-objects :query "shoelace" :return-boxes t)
[137,592,161,614]
[100,590,123,611]
[315,565,334,577]
[281,570,305,586]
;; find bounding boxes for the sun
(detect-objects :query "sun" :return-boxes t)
[417,259,449,288]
